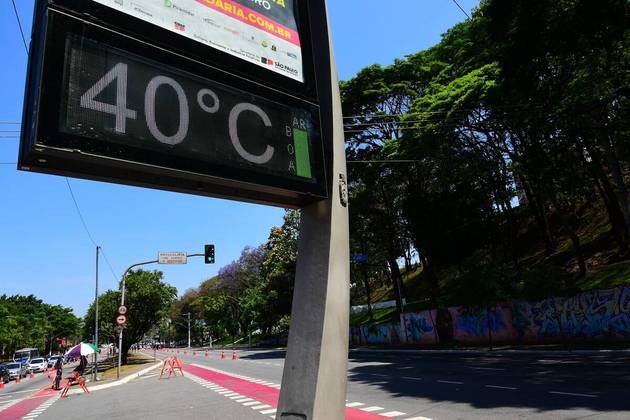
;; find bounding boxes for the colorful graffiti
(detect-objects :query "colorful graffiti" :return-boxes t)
[350,285,630,346]
[403,311,437,344]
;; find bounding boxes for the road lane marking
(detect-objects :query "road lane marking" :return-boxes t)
[485,385,517,390]
[260,408,277,414]
[361,406,385,412]
[346,402,364,407]
[437,380,463,385]
[235,398,253,403]
[401,376,422,381]
[403,417,434,420]
[381,411,406,417]
[229,395,243,399]
[186,364,403,419]
[549,391,597,398]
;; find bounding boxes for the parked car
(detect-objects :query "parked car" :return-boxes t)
[5,362,28,380]
[0,365,10,383]
[47,356,61,368]
[28,358,47,373]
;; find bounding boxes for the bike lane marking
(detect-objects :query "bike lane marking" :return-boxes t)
[0,387,59,420]
[183,363,403,419]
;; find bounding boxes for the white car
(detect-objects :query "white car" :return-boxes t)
[28,358,47,373]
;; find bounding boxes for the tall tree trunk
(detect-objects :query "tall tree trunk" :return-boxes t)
[518,173,555,254]
[362,265,374,321]
[387,256,405,314]
[568,231,587,280]
[605,138,630,239]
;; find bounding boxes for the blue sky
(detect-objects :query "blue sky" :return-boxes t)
[0,0,478,316]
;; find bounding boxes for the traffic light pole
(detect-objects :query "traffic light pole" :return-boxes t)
[276,1,350,418]
[115,253,205,379]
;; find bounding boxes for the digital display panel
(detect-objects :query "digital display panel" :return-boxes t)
[93,0,304,82]
[57,34,321,186]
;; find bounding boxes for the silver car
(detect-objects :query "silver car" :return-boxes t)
[5,362,28,380]
[28,358,47,373]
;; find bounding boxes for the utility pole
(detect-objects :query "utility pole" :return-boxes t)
[93,245,100,382]
[186,312,191,349]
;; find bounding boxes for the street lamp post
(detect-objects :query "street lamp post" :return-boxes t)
[116,258,158,379]
[186,312,191,349]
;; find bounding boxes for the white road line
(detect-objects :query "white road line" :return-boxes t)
[437,380,463,385]
[229,395,243,399]
[252,404,271,410]
[260,408,277,414]
[224,392,239,397]
[235,398,253,403]
[243,401,262,406]
[404,416,434,420]
[485,385,517,390]
[345,402,364,407]
[549,391,598,398]
[380,411,406,417]
[401,376,422,381]
[361,406,384,412]
[217,390,233,394]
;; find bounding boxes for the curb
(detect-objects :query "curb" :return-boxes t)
[350,347,630,356]
[65,361,163,396]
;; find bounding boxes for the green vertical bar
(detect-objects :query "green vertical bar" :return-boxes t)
[293,128,312,178]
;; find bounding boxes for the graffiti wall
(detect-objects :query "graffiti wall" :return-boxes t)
[350,285,630,346]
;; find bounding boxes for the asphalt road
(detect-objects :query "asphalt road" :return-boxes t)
[9,348,630,419]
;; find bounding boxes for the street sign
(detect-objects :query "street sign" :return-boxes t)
[18,0,332,208]
[117,305,128,315]
[116,315,127,325]
[158,252,188,265]
[350,254,369,263]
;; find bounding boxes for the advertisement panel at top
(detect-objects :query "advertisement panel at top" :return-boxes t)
[93,0,304,82]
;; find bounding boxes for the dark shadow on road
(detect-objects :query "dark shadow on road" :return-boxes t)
[347,351,630,412]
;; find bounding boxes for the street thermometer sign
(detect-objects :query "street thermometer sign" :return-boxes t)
[19,0,335,207]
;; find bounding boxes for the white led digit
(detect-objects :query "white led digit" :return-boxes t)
[145,75,189,145]
[228,103,274,164]
[80,62,137,134]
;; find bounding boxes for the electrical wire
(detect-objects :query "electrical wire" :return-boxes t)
[10,0,28,54]
[451,0,471,19]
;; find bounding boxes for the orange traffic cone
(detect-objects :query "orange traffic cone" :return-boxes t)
[193,351,196,356]
[232,351,238,360]
[0,377,4,389]
[16,374,21,384]
[220,350,226,360]
[205,351,208,357]
[30,371,35,379]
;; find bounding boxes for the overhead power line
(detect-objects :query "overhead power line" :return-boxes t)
[451,0,471,19]
[10,0,29,54]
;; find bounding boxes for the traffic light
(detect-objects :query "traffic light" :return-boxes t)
[204,244,215,264]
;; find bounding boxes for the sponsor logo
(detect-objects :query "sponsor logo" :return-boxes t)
[261,40,269,48]
[286,52,297,59]
[203,18,221,28]
[274,61,298,75]
[261,57,274,65]
[164,0,172,7]
[271,45,277,52]
[172,4,194,16]
[224,26,240,36]
[174,22,186,31]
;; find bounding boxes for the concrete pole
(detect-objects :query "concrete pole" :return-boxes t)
[93,245,100,382]
[276,2,350,418]
[187,312,191,349]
